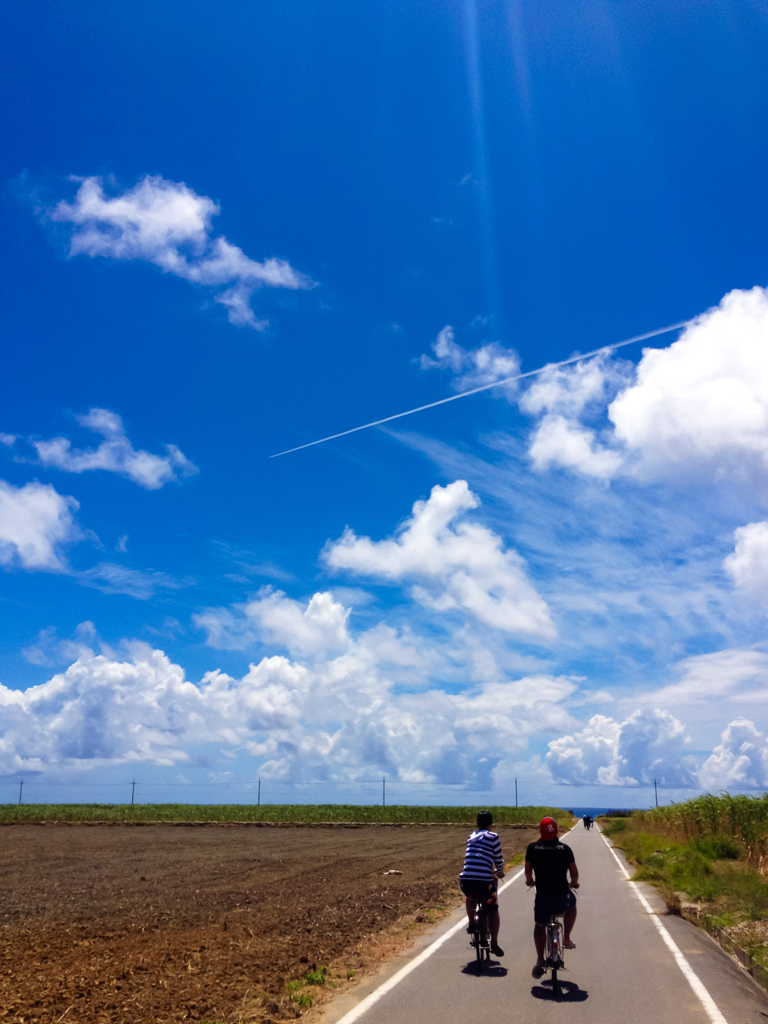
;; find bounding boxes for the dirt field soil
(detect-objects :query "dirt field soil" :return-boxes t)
[0,823,539,1023]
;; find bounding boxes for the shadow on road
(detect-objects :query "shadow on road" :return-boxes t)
[460,959,508,978]
[531,980,588,1001]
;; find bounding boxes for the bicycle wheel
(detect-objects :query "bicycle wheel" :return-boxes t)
[473,910,483,967]
[475,909,488,970]
[551,966,560,997]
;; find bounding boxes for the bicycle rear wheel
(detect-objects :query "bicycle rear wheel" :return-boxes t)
[475,909,488,970]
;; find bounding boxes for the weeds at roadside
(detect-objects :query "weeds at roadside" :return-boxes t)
[603,804,768,976]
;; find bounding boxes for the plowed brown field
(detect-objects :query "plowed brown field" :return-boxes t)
[0,822,538,1024]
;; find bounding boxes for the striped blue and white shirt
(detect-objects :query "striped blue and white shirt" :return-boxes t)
[460,829,504,880]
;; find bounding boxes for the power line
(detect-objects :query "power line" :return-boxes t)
[269,318,693,458]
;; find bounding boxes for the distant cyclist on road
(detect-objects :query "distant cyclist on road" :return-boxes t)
[459,810,505,957]
[582,814,592,830]
[525,817,579,979]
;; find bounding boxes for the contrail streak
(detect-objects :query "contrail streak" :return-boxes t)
[269,318,693,458]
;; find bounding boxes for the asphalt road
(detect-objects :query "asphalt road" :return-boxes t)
[323,824,768,1024]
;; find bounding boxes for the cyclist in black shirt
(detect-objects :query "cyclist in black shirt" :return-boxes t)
[524,817,579,979]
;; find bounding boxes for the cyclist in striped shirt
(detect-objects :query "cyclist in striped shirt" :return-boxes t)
[459,810,505,957]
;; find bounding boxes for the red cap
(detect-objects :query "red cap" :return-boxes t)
[539,817,558,838]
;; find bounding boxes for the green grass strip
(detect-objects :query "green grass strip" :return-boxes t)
[0,802,569,825]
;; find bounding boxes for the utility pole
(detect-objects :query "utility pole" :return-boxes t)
[654,778,658,807]
[18,780,23,806]
[382,777,386,807]
[515,777,518,808]
[131,780,136,806]
[257,778,261,806]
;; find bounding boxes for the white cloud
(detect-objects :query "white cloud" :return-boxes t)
[420,326,520,395]
[47,175,314,329]
[22,621,97,667]
[547,708,696,787]
[528,414,623,479]
[609,287,768,475]
[0,434,17,447]
[194,588,352,656]
[6,597,766,791]
[323,480,556,638]
[638,648,768,706]
[518,355,630,479]
[78,562,184,599]
[724,522,768,598]
[32,408,197,489]
[0,479,80,571]
[0,646,220,770]
[520,357,623,419]
[699,718,768,790]
[0,616,578,782]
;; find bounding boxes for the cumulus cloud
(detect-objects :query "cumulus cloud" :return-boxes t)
[518,355,630,479]
[6,598,762,789]
[0,479,80,571]
[47,174,313,328]
[724,522,768,598]
[420,326,520,394]
[513,287,768,483]
[323,480,556,638]
[527,415,623,479]
[520,357,624,419]
[32,408,197,489]
[194,588,352,656]
[547,708,696,786]
[699,718,768,790]
[609,287,768,475]
[0,613,577,782]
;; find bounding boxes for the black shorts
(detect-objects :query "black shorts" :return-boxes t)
[533,890,576,925]
[459,877,498,907]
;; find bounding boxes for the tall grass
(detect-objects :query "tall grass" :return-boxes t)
[636,794,768,870]
[0,803,568,825]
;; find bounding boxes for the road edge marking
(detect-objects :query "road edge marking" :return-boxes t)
[600,829,729,1024]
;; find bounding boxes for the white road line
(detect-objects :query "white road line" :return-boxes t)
[600,829,729,1024]
[333,867,526,1024]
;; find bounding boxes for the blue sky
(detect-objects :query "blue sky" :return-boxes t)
[2,0,768,807]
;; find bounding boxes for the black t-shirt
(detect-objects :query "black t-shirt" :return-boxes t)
[525,839,575,896]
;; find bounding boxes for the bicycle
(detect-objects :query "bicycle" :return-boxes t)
[469,899,492,970]
[543,908,566,996]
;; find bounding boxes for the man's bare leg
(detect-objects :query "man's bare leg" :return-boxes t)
[488,907,500,943]
[534,923,546,961]
[563,907,577,947]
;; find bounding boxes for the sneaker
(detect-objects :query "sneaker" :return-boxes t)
[490,942,504,957]
[531,960,546,979]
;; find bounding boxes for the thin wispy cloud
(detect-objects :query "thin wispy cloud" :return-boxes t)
[77,562,186,600]
[45,174,314,329]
